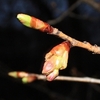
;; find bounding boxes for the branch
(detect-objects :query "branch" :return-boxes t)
[47,1,81,25]
[32,74,100,84]
[68,12,100,21]
[51,28,100,54]
[47,0,100,25]
[8,71,100,84]
[17,13,100,54]
[80,0,100,12]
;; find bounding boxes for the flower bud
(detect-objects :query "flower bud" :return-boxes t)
[42,41,71,81]
[46,69,59,81]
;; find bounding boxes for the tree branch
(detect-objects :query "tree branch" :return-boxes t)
[47,0,100,25]
[80,0,100,12]
[8,71,100,84]
[50,28,100,54]
[17,13,100,54]
[47,1,81,25]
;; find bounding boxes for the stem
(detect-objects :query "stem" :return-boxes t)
[28,73,100,84]
[50,28,100,54]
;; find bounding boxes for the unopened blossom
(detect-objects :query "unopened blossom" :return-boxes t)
[42,41,71,81]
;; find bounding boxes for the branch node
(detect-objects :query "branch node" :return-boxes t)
[94,44,98,47]
[83,41,88,44]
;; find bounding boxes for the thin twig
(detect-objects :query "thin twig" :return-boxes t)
[28,73,100,84]
[47,1,81,25]
[8,71,100,84]
[80,0,100,12]
[70,67,100,93]
[68,12,100,21]
[47,0,100,25]
[50,28,100,54]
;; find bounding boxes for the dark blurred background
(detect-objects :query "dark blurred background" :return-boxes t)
[0,0,100,100]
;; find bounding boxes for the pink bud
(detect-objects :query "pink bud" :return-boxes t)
[42,41,71,81]
[46,69,59,81]
[42,61,53,74]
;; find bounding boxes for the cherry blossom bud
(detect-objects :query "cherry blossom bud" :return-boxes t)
[22,76,37,83]
[46,69,59,81]
[42,41,71,81]
[8,71,28,78]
